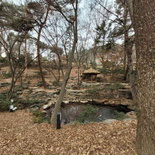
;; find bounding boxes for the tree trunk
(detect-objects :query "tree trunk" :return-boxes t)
[50,30,77,124]
[50,0,78,124]
[123,4,129,81]
[126,38,137,103]
[125,0,134,24]
[77,61,81,89]
[24,33,28,77]
[123,49,127,79]
[7,71,15,100]
[36,6,50,89]
[133,0,155,154]
[37,27,47,89]
[50,38,77,124]
[57,51,64,79]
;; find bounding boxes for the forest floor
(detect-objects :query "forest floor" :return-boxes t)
[0,110,137,155]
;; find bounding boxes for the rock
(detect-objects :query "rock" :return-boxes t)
[43,104,50,110]
[103,119,117,124]
[53,94,58,98]
[114,93,119,99]
[63,101,70,104]
[17,91,23,95]
[30,105,40,110]
[41,110,47,113]
[0,82,9,87]
[119,90,132,99]
[126,111,137,119]
[46,92,54,97]
[123,118,135,122]
[43,101,54,110]
[80,100,88,103]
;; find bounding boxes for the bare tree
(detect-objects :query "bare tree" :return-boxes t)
[27,1,51,88]
[0,2,34,99]
[48,0,79,124]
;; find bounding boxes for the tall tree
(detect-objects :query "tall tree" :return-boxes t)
[0,2,34,99]
[108,0,137,103]
[49,0,78,124]
[133,0,155,154]
[27,1,50,88]
[43,15,67,82]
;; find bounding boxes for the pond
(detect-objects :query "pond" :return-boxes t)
[47,102,132,124]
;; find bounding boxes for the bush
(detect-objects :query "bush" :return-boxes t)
[32,109,49,124]
[77,104,98,123]
[113,69,124,74]
[0,100,11,111]
[37,81,43,87]
[35,71,47,77]
[85,86,100,99]
[104,83,125,92]
[113,111,128,120]
[85,89,97,94]
[96,77,103,82]
[0,57,8,64]
[52,81,59,86]
[19,99,43,108]
[0,93,11,111]
[2,71,12,78]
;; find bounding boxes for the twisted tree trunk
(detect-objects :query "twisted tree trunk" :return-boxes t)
[50,0,78,124]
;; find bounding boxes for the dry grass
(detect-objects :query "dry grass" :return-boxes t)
[0,110,137,155]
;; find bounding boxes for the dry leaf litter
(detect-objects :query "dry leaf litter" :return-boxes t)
[0,110,137,155]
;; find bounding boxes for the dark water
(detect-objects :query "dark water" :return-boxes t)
[58,103,132,124]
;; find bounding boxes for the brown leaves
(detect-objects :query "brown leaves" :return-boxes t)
[0,110,137,155]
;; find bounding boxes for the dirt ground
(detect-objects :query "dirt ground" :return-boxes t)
[0,110,137,155]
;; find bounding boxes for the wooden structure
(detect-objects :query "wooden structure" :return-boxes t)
[82,68,100,81]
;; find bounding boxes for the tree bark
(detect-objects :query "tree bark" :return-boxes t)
[125,0,134,24]
[24,32,28,77]
[37,27,47,89]
[36,6,50,89]
[122,3,137,103]
[50,35,77,124]
[133,0,155,154]
[123,3,129,81]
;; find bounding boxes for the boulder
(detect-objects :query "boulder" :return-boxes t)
[103,119,117,124]
[126,111,137,119]
[63,101,70,104]
[43,101,54,110]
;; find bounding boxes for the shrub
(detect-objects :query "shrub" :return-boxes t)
[52,81,59,86]
[0,93,11,111]
[77,104,98,123]
[35,71,47,76]
[32,109,49,124]
[37,81,43,87]
[0,57,8,64]
[113,69,124,74]
[85,89,97,94]
[85,85,100,94]
[113,111,128,120]
[2,71,12,78]
[0,100,11,111]
[96,77,103,82]
[85,86,100,99]
[19,99,43,108]
[104,83,125,92]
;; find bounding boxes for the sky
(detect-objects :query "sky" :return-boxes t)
[1,0,118,57]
